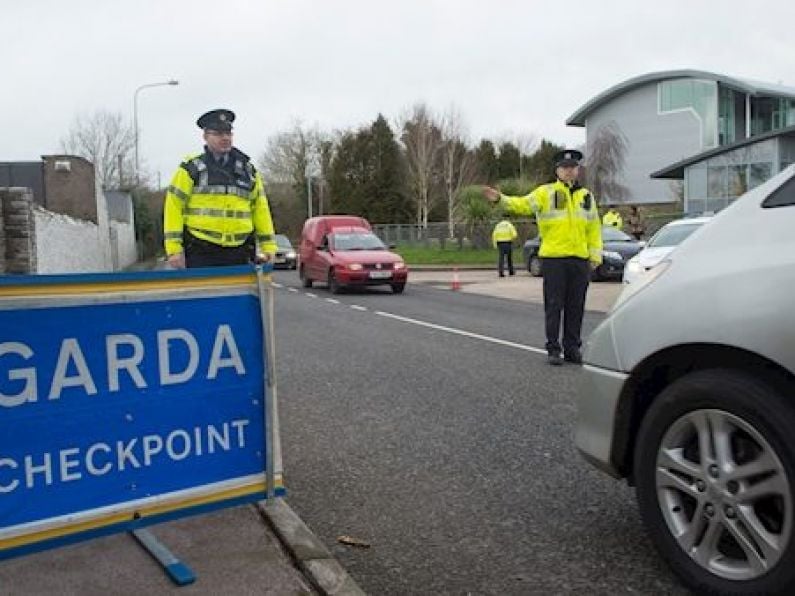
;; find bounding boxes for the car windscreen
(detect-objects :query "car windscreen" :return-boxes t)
[331,232,385,251]
[601,227,634,242]
[647,223,703,248]
[275,234,292,249]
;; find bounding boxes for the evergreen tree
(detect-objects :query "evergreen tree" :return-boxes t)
[474,139,499,183]
[497,142,521,180]
[522,139,564,184]
[328,115,410,223]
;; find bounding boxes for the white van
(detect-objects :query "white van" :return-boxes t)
[576,165,795,595]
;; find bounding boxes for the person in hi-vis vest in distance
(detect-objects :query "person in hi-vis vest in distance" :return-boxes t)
[163,109,277,269]
[482,150,602,366]
[492,216,518,277]
[602,207,623,229]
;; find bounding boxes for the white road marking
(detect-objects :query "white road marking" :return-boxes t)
[271,282,283,288]
[349,305,367,311]
[374,311,546,355]
[288,288,298,292]
[306,293,317,298]
[326,298,340,304]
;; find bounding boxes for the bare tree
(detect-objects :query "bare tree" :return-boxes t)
[586,121,630,204]
[399,103,443,229]
[60,110,135,189]
[258,122,332,222]
[440,106,477,237]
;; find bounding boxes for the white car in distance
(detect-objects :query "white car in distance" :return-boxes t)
[622,216,712,285]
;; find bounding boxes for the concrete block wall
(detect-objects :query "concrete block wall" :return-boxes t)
[0,187,37,274]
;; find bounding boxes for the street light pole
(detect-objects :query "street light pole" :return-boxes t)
[133,79,179,186]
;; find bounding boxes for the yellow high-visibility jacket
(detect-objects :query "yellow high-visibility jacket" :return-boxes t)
[492,220,518,247]
[163,148,277,257]
[499,180,603,264]
[603,210,623,229]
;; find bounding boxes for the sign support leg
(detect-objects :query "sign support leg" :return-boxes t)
[131,528,196,586]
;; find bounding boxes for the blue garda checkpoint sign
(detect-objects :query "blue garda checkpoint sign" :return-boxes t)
[0,265,283,560]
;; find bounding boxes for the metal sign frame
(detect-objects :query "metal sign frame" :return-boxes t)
[0,264,283,561]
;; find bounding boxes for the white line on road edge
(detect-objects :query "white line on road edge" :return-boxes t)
[305,293,317,298]
[326,298,340,304]
[374,311,547,355]
[271,282,283,288]
[287,288,298,293]
[349,305,367,311]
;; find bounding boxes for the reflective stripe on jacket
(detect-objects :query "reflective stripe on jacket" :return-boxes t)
[499,181,603,263]
[492,220,518,247]
[163,148,277,256]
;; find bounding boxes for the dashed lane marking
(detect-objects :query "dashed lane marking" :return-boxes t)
[374,311,546,355]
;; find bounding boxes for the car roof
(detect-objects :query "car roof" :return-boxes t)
[330,226,371,234]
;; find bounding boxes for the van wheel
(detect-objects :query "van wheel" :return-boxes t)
[391,283,406,294]
[528,255,542,277]
[300,265,312,288]
[327,270,342,294]
[634,369,795,595]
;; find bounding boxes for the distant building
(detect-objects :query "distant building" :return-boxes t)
[567,70,795,208]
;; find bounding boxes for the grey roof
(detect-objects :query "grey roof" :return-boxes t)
[567,69,795,127]
[651,124,795,179]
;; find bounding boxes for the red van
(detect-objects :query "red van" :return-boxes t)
[298,216,408,294]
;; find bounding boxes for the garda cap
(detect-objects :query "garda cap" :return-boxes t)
[196,108,235,132]
[554,149,583,167]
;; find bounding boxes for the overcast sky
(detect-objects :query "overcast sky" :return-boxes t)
[4,0,795,184]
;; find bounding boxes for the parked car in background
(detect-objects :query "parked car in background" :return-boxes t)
[274,234,297,269]
[299,215,408,294]
[622,216,712,284]
[523,226,643,281]
[576,166,795,595]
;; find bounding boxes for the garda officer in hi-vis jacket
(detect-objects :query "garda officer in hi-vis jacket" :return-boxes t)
[483,149,602,366]
[163,109,277,269]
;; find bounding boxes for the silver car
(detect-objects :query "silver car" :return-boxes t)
[576,166,795,594]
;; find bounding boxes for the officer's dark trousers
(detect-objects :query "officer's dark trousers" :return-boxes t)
[184,233,254,268]
[497,242,514,276]
[541,257,590,355]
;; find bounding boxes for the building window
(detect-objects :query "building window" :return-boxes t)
[707,166,728,198]
[659,79,718,148]
[749,162,773,189]
[728,165,748,197]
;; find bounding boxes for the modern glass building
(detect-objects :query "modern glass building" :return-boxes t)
[651,124,795,213]
[567,70,795,206]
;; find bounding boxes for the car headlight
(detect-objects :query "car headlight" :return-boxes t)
[602,250,622,261]
[347,263,363,271]
[393,262,406,270]
[286,250,296,259]
[611,260,671,313]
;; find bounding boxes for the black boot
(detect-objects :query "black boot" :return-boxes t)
[564,350,583,364]
[547,351,564,366]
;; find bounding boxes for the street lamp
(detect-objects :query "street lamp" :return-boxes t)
[133,79,179,186]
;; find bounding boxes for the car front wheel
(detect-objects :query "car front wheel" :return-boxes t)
[299,265,312,288]
[634,369,795,595]
[328,269,342,294]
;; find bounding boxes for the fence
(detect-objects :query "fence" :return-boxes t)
[372,213,684,249]
[372,220,538,249]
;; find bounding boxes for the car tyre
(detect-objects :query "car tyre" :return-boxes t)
[328,269,342,294]
[528,255,542,277]
[391,283,406,294]
[634,369,795,595]
[299,265,312,288]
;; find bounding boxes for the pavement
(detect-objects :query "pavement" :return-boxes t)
[0,265,621,595]
[408,266,624,313]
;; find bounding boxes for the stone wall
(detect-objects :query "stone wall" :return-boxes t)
[0,188,37,274]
